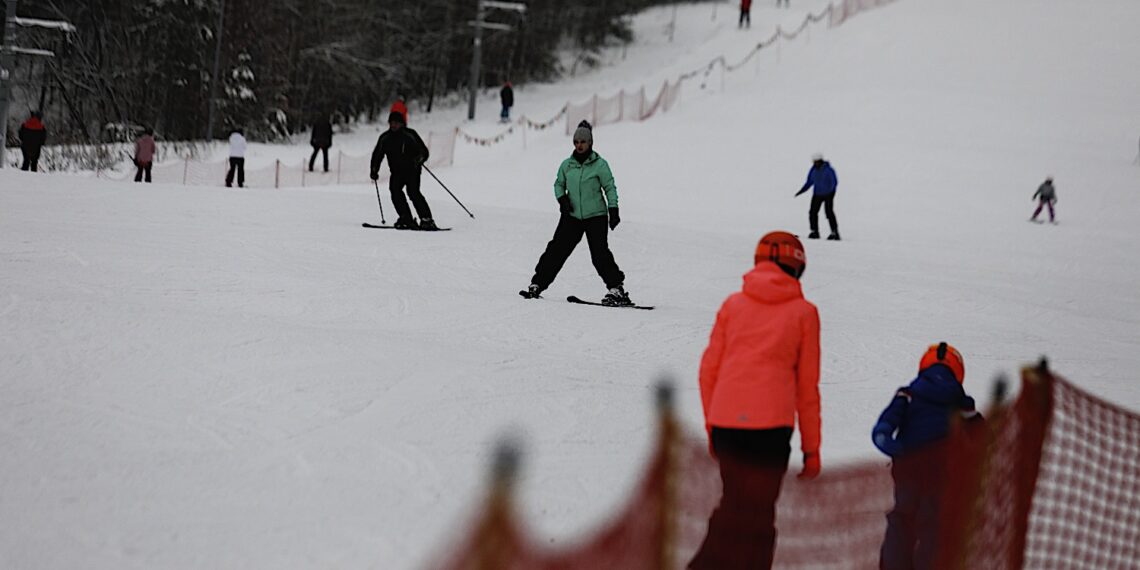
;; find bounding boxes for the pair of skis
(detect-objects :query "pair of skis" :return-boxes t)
[362,223,451,231]
[520,291,654,310]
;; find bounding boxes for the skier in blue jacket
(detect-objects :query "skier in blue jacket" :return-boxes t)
[872,342,983,570]
[794,153,840,240]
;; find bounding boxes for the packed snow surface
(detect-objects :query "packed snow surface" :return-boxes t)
[2,0,1139,568]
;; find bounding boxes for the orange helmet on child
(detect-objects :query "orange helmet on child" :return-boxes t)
[919,342,965,383]
[754,231,806,278]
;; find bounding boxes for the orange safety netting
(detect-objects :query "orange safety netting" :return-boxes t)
[426,365,1140,569]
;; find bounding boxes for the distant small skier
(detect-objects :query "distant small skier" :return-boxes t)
[777,0,789,7]
[133,127,156,183]
[225,128,246,188]
[520,120,631,306]
[370,111,437,230]
[689,231,821,570]
[18,111,47,172]
[872,342,983,570]
[309,115,333,173]
[500,81,514,123]
[795,153,840,240]
[390,94,409,125]
[1030,177,1057,224]
[739,0,752,28]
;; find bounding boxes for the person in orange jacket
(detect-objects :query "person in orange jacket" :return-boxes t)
[689,230,821,570]
[390,94,408,125]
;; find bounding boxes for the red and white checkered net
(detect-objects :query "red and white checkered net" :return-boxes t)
[426,371,1140,569]
[830,0,897,27]
[1022,376,1140,568]
[564,83,686,135]
[428,430,673,570]
[671,440,894,569]
[594,93,624,126]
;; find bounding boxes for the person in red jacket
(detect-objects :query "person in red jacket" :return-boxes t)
[18,111,47,172]
[390,94,408,125]
[689,231,822,570]
[133,127,156,183]
[739,0,752,28]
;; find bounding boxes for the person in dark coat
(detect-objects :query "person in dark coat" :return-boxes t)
[18,111,47,172]
[309,115,333,173]
[134,127,156,183]
[794,153,840,240]
[1030,177,1057,224]
[369,111,437,230]
[872,342,983,570]
[500,82,514,123]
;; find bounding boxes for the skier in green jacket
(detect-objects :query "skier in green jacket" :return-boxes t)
[520,121,631,306]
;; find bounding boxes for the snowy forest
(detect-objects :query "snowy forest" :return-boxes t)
[3,0,691,144]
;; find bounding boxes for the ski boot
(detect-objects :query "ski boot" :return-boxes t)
[519,284,543,299]
[827,233,841,241]
[602,286,633,307]
[807,231,820,239]
[418,218,440,231]
[393,217,419,230]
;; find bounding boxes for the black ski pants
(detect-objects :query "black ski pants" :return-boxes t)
[134,161,152,183]
[309,144,329,172]
[689,427,793,570]
[739,8,751,28]
[390,169,433,222]
[809,193,839,234]
[21,145,42,171]
[225,157,245,187]
[880,446,949,570]
[531,214,625,290]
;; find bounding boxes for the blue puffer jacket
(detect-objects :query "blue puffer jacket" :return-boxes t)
[871,364,980,458]
[800,162,838,196]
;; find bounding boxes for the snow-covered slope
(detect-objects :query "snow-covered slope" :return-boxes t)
[2,1,1139,568]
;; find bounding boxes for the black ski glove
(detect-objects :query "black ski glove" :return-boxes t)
[558,194,573,215]
[370,171,379,181]
[608,207,620,230]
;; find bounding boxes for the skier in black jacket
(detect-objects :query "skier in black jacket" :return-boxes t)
[500,81,514,123]
[370,111,436,230]
[309,115,333,172]
[19,111,47,171]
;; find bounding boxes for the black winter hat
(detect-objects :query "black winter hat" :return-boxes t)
[388,111,406,125]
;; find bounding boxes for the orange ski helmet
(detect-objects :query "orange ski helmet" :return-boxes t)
[919,342,965,383]
[754,231,806,278]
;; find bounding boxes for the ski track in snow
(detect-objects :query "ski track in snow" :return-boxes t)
[3,0,1140,568]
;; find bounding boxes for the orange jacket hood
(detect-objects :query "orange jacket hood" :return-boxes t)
[742,262,803,304]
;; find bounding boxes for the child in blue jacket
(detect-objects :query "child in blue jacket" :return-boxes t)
[872,342,982,570]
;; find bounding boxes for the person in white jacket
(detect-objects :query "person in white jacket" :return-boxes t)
[225,128,247,188]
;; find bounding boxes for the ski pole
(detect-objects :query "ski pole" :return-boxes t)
[423,164,475,219]
[372,179,387,224]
